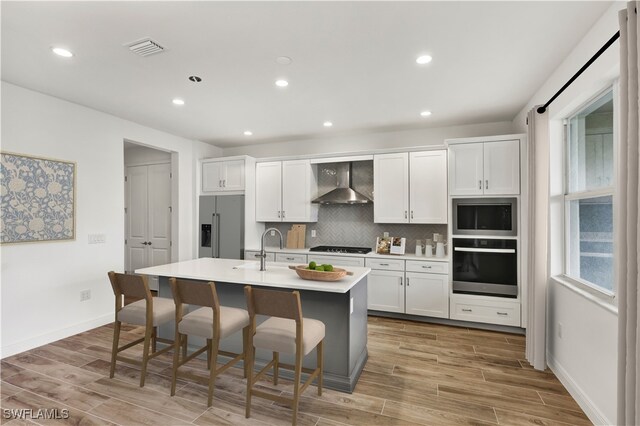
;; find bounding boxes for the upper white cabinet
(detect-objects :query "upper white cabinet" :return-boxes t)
[202,159,245,192]
[374,150,447,224]
[409,151,447,223]
[448,140,520,196]
[255,160,318,222]
[373,153,409,223]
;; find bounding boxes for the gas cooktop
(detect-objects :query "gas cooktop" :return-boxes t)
[309,245,372,254]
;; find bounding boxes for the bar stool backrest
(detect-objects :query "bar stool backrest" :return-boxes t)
[244,286,302,322]
[108,271,152,314]
[169,278,220,336]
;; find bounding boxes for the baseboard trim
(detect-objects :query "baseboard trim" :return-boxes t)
[546,352,613,426]
[1,314,113,359]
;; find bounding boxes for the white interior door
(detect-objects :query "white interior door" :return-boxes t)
[147,163,172,267]
[126,165,148,274]
[125,163,171,274]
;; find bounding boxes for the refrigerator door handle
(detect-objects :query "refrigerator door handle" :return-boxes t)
[211,213,218,258]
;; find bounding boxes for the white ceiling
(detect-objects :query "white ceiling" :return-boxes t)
[1,1,612,147]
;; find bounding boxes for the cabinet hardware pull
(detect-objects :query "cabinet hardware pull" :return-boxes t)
[282,211,285,219]
[277,211,281,218]
[406,277,410,286]
[286,257,294,260]
[497,312,508,316]
[422,265,432,269]
[219,180,222,187]
[404,211,408,219]
[380,263,389,266]
[479,180,482,189]
[223,179,226,187]
[399,277,403,286]
[411,211,414,219]
[485,180,489,190]
[462,308,472,312]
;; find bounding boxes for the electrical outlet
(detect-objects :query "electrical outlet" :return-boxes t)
[311,230,317,237]
[558,322,563,339]
[80,289,91,302]
[88,234,106,244]
[270,230,275,236]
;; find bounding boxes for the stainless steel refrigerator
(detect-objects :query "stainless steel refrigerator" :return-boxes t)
[199,195,244,259]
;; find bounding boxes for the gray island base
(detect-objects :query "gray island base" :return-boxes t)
[137,258,369,393]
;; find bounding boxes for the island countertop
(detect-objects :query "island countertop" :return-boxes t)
[135,257,371,294]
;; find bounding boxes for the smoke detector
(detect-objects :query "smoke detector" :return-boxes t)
[126,38,165,57]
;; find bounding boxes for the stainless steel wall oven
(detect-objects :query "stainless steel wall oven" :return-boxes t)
[452,238,517,298]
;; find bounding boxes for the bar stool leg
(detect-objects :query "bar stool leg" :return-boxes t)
[245,343,254,418]
[182,335,188,358]
[170,330,181,396]
[242,326,249,379]
[317,340,323,396]
[207,338,219,407]
[206,339,212,369]
[273,352,279,385]
[139,324,153,387]
[109,321,121,378]
[292,350,303,426]
[152,327,158,353]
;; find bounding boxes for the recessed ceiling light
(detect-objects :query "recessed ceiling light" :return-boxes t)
[416,55,432,65]
[275,79,289,88]
[172,98,185,106]
[323,121,333,127]
[420,110,432,117]
[276,56,292,65]
[244,130,253,136]
[52,47,73,58]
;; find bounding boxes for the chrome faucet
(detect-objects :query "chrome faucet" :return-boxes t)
[257,227,283,271]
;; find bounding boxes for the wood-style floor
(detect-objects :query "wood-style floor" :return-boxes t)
[0,316,591,425]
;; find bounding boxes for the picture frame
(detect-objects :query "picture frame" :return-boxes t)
[375,236,391,254]
[1,151,76,244]
[390,237,406,255]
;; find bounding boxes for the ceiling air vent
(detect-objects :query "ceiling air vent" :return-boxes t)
[127,38,165,57]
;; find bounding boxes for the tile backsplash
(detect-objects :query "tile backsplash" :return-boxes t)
[263,160,448,254]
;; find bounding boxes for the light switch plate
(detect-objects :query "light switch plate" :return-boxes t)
[88,234,106,244]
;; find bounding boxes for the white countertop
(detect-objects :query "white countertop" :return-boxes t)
[246,247,450,262]
[135,258,371,294]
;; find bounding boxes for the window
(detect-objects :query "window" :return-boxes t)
[564,89,615,295]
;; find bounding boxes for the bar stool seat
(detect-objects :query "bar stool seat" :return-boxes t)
[179,306,249,339]
[118,297,176,326]
[254,317,324,355]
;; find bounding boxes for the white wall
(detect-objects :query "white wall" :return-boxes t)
[222,121,515,158]
[0,82,221,357]
[513,3,622,425]
[124,144,172,165]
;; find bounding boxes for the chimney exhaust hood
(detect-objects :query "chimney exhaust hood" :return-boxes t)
[312,162,372,205]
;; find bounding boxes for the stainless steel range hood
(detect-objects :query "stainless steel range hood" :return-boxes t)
[312,162,372,205]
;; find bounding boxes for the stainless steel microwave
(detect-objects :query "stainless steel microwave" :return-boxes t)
[452,198,517,237]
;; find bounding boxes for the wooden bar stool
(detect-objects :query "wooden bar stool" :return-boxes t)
[107,271,180,387]
[169,278,250,407]
[244,286,325,426]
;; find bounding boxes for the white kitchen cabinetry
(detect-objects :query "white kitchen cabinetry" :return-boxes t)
[368,270,405,313]
[448,140,519,196]
[405,272,448,318]
[275,253,307,264]
[255,160,318,222]
[202,159,245,192]
[409,151,447,223]
[244,250,275,262]
[307,254,365,268]
[374,150,447,224]
[450,294,521,327]
[374,152,409,223]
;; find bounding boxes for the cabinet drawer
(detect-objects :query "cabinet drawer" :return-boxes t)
[366,258,405,271]
[405,260,448,274]
[244,250,275,262]
[450,299,521,327]
[275,253,307,264]
[307,254,365,268]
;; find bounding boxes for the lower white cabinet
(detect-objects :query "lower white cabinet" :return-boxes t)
[449,294,521,327]
[405,272,448,318]
[307,254,365,268]
[244,250,275,262]
[367,270,405,313]
[275,253,307,264]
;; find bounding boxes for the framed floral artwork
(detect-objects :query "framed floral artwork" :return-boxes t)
[1,152,76,244]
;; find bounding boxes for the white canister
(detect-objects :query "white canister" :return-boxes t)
[435,242,446,258]
[424,244,433,257]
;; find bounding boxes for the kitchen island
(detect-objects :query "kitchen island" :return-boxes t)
[136,257,370,393]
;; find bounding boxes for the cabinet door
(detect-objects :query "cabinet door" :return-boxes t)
[306,254,365,268]
[483,140,520,195]
[367,270,405,313]
[255,162,282,222]
[409,151,447,223]
[374,153,409,223]
[448,144,484,196]
[202,161,223,192]
[405,272,449,318]
[222,160,245,191]
[282,160,315,222]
